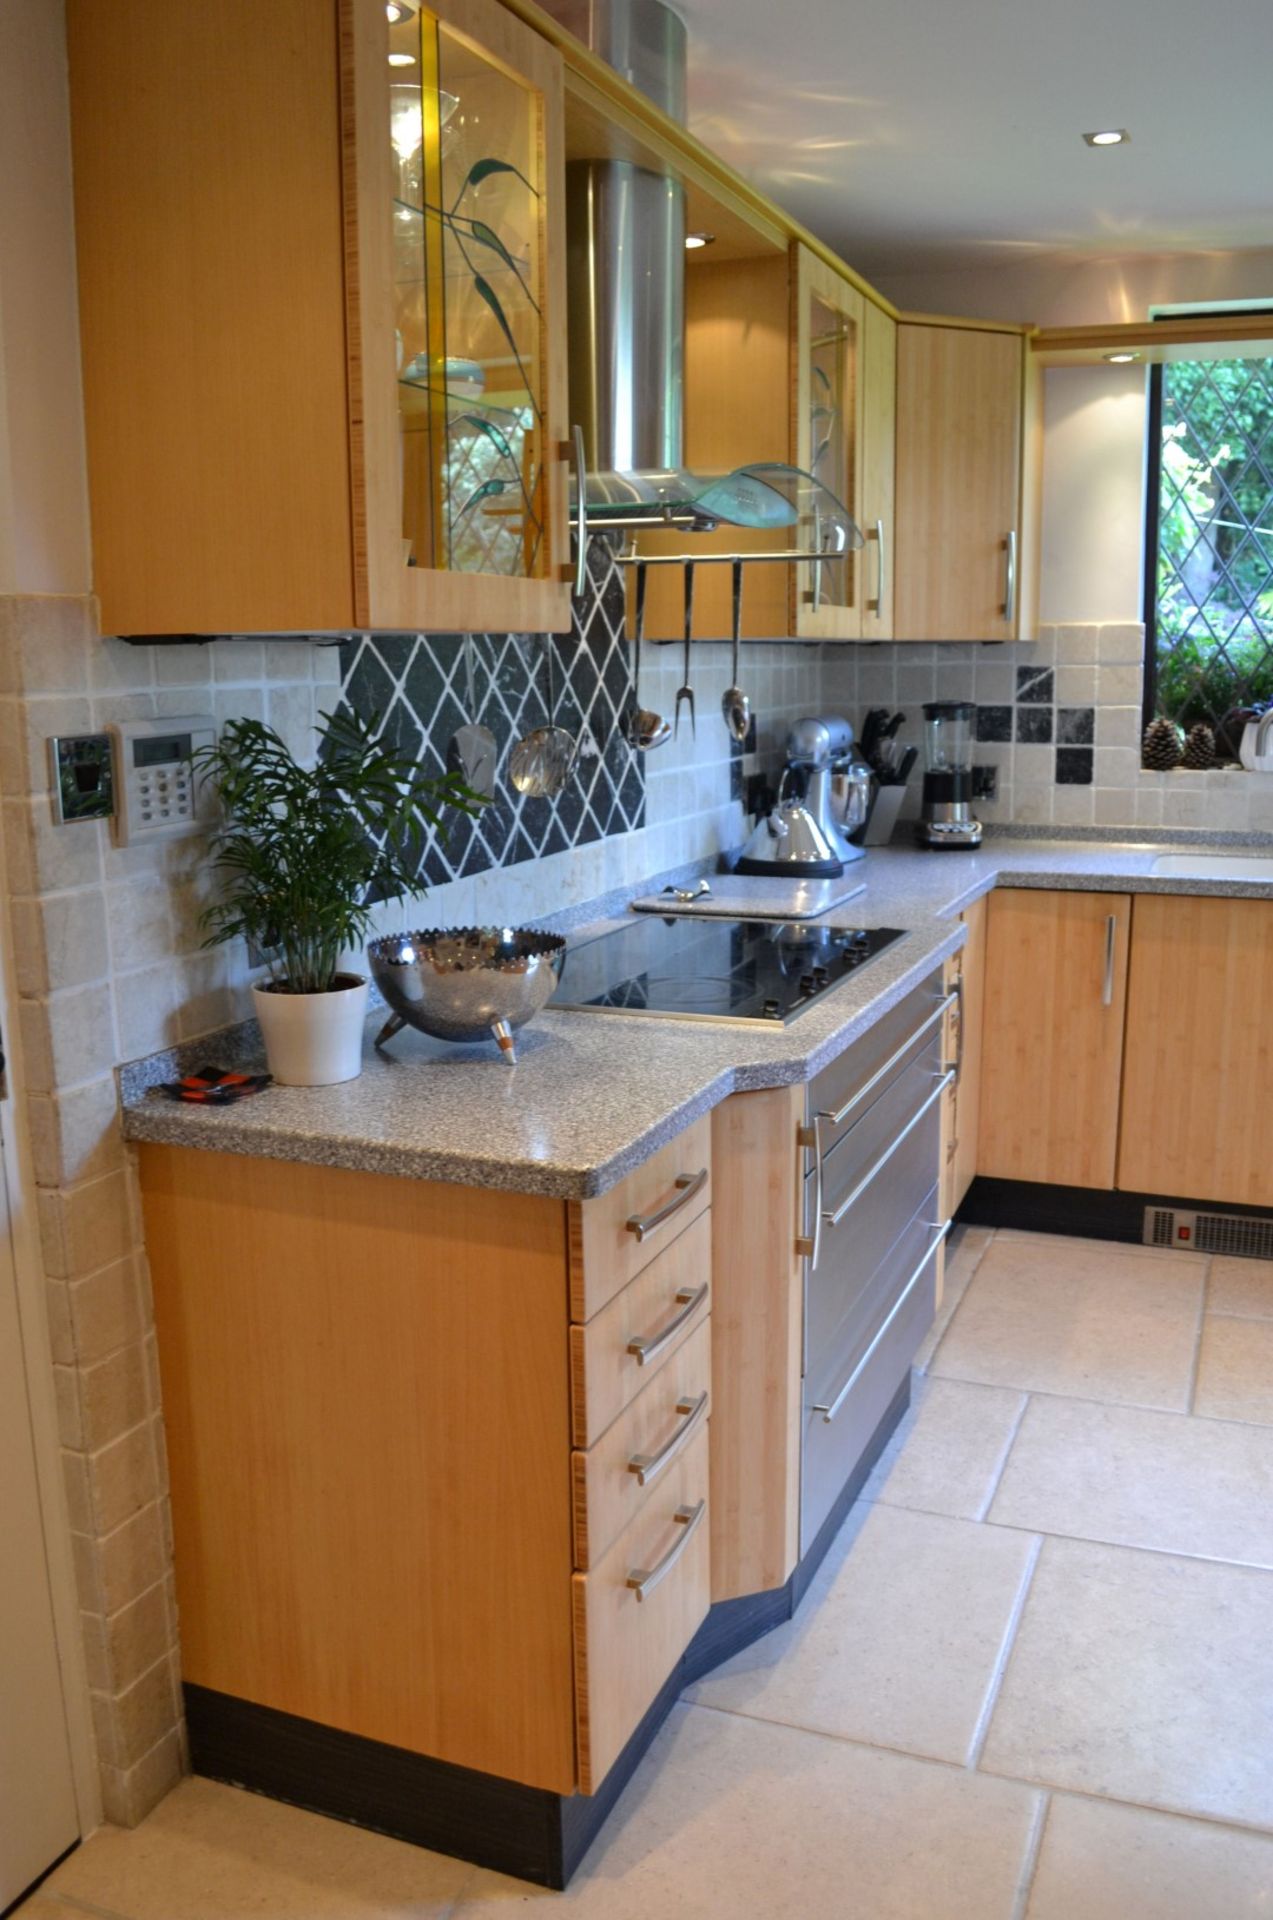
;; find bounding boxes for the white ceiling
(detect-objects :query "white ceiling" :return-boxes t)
[678,0,1273,273]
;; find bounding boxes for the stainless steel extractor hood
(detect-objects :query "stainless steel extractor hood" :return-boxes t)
[543,0,861,555]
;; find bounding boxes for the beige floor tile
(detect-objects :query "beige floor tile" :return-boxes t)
[1195,1315,1273,1425]
[931,1233,1204,1409]
[455,1704,1043,1919]
[685,1503,1039,1765]
[1026,1793,1273,1919]
[989,1394,1273,1567]
[11,1899,114,1920]
[914,1225,995,1371]
[44,1777,473,1919]
[1209,1256,1273,1321]
[862,1376,1027,1520]
[981,1536,1273,1829]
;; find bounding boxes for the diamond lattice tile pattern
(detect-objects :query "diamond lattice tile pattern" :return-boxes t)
[336,540,643,885]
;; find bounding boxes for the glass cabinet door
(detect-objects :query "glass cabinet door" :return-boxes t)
[793,247,864,639]
[349,0,570,633]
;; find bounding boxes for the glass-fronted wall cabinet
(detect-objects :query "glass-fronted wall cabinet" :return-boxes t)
[67,0,570,636]
[358,0,572,633]
[791,248,865,640]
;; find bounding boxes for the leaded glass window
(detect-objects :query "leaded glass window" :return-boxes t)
[1147,351,1273,734]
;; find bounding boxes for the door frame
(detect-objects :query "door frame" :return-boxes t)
[0,837,101,1836]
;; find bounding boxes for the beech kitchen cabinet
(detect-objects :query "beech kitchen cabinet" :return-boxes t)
[941,893,987,1221]
[893,318,1037,642]
[1117,895,1273,1207]
[976,889,1131,1189]
[67,0,571,637]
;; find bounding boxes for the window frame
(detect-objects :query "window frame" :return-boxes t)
[1141,316,1273,738]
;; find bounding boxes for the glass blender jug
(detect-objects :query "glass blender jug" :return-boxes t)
[917,701,982,848]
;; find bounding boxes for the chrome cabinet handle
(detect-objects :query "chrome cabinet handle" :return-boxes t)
[625,1167,708,1243]
[626,1499,706,1603]
[627,1283,709,1368]
[945,974,965,1082]
[1102,913,1117,1007]
[1003,528,1017,626]
[820,992,956,1132]
[823,1070,955,1231]
[795,1116,824,1269]
[627,1391,709,1488]
[814,1222,951,1424]
[869,517,885,613]
[572,424,588,600]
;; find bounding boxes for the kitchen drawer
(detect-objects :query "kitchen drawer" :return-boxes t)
[571,1210,711,1448]
[572,1317,712,1570]
[572,1428,710,1793]
[568,1115,712,1321]
[806,969,947,1160]
[801,1199,942,1556]
[804,1086,943,1383]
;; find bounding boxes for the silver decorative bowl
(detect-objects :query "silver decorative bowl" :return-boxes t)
[368,927,566,1064]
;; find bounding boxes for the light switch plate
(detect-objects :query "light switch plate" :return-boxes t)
[49,733,116,824]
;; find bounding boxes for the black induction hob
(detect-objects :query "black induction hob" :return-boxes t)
[555,916,907,1027]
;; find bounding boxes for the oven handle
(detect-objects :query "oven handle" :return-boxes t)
[817,992,956,1132]
[822,1069,955,1231]
[795,1113,824,1270]
[813,1220,951,1424]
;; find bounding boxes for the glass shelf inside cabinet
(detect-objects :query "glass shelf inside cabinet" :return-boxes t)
[388,4,547,580]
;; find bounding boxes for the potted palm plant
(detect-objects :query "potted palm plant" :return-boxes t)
[194,708,477,1087]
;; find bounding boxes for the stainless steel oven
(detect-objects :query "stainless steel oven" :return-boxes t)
[797,969,954,1554]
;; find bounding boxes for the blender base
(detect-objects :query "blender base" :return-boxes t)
[916,817,983,849]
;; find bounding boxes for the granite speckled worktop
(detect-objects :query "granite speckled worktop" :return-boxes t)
[120,838,1273,1199]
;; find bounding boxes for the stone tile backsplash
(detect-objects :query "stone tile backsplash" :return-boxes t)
[823,622,1273,834]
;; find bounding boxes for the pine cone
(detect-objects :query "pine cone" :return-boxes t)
[1180,722,1217,770]
[1142,717,1184,771]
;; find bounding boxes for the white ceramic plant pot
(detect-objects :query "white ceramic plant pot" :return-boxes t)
[252,973,369,1087]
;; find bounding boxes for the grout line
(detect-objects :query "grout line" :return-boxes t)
[689,1695,1273,1851]
[45,1895,137,1920]
[1010,1790,1052,1920]
[1186,1257,1211,1415]
[976,1391,1033,1523]
[924,1373,1273,1436]
[967,1531,1044,1772]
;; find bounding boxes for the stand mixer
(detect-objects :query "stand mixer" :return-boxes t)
[736,716,873,877]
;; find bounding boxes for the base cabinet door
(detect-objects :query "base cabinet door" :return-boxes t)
[1117,895,1273,1206]
[978,890,1130,1188]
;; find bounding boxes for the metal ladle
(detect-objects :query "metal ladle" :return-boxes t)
[626,561,671,752]
[721,559,751,743]
[509,638,577,797]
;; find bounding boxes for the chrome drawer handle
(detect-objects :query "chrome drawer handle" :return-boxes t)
[625,1499,706,1603]
[1003,528,1017,625]
[823,1070,955,1231]
[813,1221,951,1424]
[819,992,956,1130]
[627,1284,709,1368]
[628,1391,709,1488]
[625,1167,708,1243]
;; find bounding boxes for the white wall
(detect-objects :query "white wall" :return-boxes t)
[868,247,1273,329]
[1039,363,1146,625]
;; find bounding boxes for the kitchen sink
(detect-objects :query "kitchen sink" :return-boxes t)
[1151,853,1273,879]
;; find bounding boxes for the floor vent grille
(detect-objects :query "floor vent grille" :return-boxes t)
[1144,1207,1273,1259]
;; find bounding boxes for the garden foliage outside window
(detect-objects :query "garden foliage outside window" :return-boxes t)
[1146,344,1273,737]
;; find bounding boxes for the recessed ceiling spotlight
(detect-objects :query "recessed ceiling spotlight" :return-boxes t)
[1083,129,1130,146]
[1104,350,1141,363]
[386,2,414,19]
[388,50,416,64]
[685,231,715,250]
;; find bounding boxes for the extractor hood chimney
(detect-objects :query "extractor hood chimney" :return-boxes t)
[552,0,687,476]
[544,0,860,556]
